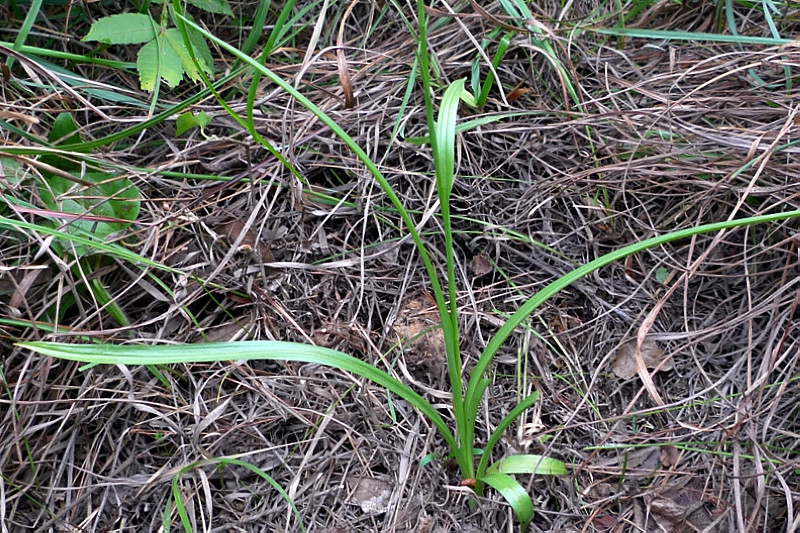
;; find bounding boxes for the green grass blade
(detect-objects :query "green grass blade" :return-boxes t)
[8,0,44,69]
[17,340,458,453]
[479,472,534,531]
[588,27,791,46]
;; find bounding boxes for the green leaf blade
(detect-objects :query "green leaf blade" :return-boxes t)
[83,14,158,45]
[17,340,459,454]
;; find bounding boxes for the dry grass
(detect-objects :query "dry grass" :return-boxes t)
[2,1,800,531]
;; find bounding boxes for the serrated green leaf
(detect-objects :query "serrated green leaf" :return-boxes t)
[175,110,210,136]
[185,0,233,16]
[488,454,567,476]
[164,28,212,83]
[49,113,81,145]
[186,27,214,77]
[83,14,157,45]
[38,173,140,256]
[137,35,184,91]
[480,472,534,530]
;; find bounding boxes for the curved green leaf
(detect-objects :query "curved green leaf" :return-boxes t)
[465,210,800,428]
[17,340,458,454]
[480,472,534,530]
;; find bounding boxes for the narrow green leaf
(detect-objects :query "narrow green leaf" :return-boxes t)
[465,210,800,436]
[83,14,158,45]
[480,472,534,530]
[589,27,791,46]
[488,454,567,476]
[17,340,459,454]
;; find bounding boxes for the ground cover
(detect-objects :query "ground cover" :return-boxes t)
[2,1,800,531]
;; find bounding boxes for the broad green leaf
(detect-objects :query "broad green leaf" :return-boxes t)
[488,454,567,476]
[186,0,233,16]
[83,14,158,45]
[186,27,214,77]
[480,472,534,530]
[38,172,141,256]
[175,110,210,136]
[49,113,81,145]
[138,35,184,91]
[164,28,212,83]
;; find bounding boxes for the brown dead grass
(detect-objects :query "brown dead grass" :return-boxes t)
[2,1,800,531]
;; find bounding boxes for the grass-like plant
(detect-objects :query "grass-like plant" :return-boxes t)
[15,2,800,530]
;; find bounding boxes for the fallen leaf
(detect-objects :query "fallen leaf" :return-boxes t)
[392,294,446,384]
[347,477,393,514]
[610,338,672,380]
[470,253,493,276]
[659,445,679,468]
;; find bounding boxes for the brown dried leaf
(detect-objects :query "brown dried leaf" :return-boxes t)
[470,253,493,276]
[347,477,393,514]
[392,294,446,382]
[216,219,275,264]
[610,338,671,380]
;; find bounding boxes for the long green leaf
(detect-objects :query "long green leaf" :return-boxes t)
[17,340,458,453]
[589,27,791,45]
[434,79,467,468]
[465,211,800,424]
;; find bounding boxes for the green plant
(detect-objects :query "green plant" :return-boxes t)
[82,3,221,93]
[15,3,800,532]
